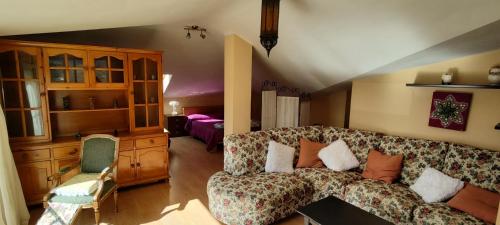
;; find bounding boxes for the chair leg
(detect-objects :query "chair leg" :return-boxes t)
[114,190,118,213]
[94,207,100,225]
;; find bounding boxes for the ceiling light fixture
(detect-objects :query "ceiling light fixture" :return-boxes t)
[260,0,280,57]
[184,25,207,40]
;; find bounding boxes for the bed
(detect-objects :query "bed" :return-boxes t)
[183,106,224,151]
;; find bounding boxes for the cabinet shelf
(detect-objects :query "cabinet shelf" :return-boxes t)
[406,83,500,89]
[50,107,129,113]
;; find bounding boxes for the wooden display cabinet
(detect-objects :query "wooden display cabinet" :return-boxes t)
[43,48,89,89]
[0,46,50,143]
[0,40,168,205]
[128,53,164,132]
[88,51,128,89]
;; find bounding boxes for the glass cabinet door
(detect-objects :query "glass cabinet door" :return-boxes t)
[89,51,128,88]
[43,48,89,89]
[0,46,49,142]
[128,53,162,131]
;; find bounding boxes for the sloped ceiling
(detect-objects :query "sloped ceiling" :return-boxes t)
[2,0,500,97]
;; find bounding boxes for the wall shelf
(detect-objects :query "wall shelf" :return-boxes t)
[50,108,129,113]
[406,83,500,89]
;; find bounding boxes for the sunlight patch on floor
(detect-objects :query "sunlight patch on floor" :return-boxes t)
[141,199,220,225]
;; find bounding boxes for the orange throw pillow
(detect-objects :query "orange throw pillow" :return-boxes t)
[362,149,403,184]
[296,139,326,168]
[448,183,500,224]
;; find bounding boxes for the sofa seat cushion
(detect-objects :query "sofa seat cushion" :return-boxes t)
[207,171,313,225]
[344,179,423,224]
[413,203,488,225]
[295,168,363,201]
[443,143,500,193]
[379,135,448,186]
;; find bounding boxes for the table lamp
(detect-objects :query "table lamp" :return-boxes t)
[169,100,180,115]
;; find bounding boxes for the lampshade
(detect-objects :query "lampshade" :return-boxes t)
[169,100,179,106]
[260,0,280,57]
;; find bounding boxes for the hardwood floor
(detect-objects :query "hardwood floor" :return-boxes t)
[29,136,303,225]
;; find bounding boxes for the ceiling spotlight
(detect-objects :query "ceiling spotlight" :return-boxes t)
[184,25,207,40]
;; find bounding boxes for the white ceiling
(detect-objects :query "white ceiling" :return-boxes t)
[2,0,500,97]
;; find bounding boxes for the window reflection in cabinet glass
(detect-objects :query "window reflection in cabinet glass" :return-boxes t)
[94,56,108,68]
[49,54,65,67]
[50,69,66,83]
[135,106,146,128]
[133,82,145,104]
[5,111,23,137]
[24,109,43,136]
[3,81,20,108]
[0,51,17,78]
[111,71,124,83]
[95,70,109,83]
[68,70,84,83]
[22,80,41,108]
[67,55,83,67]
[19,52,37,79]
[148,105,159,126]
[146,59,157,80]
[110,57,123,69]
[132,59,145,80]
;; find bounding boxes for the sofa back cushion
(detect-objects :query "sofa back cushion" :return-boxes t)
[223,126,323,176]
[322,127,381,170]
[443,143,499,193]
[378,135,448,186]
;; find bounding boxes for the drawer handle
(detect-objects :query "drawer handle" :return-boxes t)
[69,149,78,155]
[149,139,155,144]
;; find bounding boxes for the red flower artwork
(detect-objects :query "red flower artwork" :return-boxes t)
[428,91,472,131]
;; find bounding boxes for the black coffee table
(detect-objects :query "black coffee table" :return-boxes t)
[297,196,393,225]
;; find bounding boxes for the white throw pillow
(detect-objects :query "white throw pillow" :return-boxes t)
[318,139,359,171]
[410,167,464,203]
[265,141,295,173]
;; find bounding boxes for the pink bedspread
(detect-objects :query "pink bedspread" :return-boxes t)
[189,119,224,151]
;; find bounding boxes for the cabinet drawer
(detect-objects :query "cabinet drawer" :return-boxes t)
[135,136,166,148]
[13,149,50,163]
[53,146,80,159]
[120,140,134,151]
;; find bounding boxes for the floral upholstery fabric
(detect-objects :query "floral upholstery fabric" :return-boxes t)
[322,127,382,170]
[295,168,363,201]
[207,171,314,225]
[413,203,487,225]
[443,143,500,193]
[378,135,448,186]
[223,126,323,176]
[344,179,424,224]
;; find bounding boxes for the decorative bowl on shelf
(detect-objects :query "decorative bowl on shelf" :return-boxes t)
[441,72,453,85]
[488,66,500,84]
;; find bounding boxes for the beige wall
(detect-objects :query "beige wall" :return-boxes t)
[163,92,224,115]
[350,49,500,150]
[310,87,350,127]
[224,34,252,135]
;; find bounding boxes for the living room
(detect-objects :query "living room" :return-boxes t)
[0,1,499,225]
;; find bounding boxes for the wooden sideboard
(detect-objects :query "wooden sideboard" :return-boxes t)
[0,39,169,205]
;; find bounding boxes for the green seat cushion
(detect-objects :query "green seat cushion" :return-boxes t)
[81,137,117,173]
[50,174,116,205]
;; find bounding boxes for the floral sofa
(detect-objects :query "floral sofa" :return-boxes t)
[207,126,499,225]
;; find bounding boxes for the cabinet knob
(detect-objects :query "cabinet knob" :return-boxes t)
[136,162,141,167]
[131,163,135,168]
[149,139,154,144]
[22,153,28,159]
[69,149,78,155]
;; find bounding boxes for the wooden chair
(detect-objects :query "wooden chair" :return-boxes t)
[43,134,120,224]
